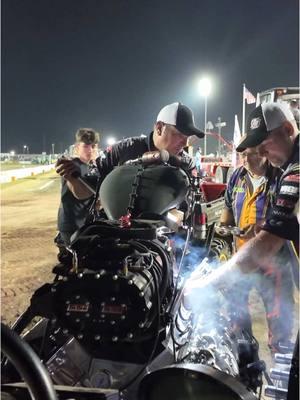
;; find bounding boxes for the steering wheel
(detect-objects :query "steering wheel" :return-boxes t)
[1,323,57,400]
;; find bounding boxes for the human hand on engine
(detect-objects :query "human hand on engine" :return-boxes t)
[237,221,266,239]
[254,220,265,236]
[55,158,80,181]
[235,224,255,239]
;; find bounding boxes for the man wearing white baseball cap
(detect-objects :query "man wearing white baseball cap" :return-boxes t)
[236,102,298,159]
[57,102,204,199]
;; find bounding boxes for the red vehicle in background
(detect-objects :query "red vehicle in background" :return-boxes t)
[195,131,235,184]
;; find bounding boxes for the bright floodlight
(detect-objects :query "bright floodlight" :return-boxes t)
[107,137,116,146]
[198,77,212,97]
[10,151,15,156]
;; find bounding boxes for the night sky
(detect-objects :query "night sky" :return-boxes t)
[2,0,299,154]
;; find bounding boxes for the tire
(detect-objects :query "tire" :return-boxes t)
[214,166,228,184]
[209,238,232,262]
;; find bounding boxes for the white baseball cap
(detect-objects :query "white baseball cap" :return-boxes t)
[156,102,205,138]
[237,102,295,152]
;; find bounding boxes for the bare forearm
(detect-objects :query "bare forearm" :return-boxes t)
[56,158,93,199]
[231,230,285,273]
[67,178,93,200]
[185,230,286,294]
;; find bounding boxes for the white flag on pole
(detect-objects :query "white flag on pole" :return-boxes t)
[243,86,256,104]
[233,114,241,146]
[232,115,241,168]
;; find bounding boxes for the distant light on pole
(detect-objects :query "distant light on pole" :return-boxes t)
[23,145,27,154]
[10,150,15,156]
[52,143,55,155]
[107,137,116,146]
[198,78,212,97]
[198,77,212,156]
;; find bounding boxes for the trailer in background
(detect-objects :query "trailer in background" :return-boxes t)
[256,87,299,106]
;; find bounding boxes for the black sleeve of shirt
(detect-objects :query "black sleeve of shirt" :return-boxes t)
[262,164,299,241]
[96,144,122,179]
[95,137,149,180]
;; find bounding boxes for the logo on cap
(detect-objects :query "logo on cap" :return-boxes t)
[250,117,261,130]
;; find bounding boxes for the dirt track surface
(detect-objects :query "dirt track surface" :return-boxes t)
[1,171,60,324]
[1,171,298,378]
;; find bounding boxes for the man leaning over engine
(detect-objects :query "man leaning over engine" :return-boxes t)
[218,143,294,354]
[190,103,299,289]
[187,101,299,399]
[56,102,204,204]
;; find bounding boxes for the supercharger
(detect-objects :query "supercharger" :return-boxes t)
[1,162,267,400]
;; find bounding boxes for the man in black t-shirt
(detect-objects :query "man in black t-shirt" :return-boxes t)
[56,102,204,201]
[57,128,100,246]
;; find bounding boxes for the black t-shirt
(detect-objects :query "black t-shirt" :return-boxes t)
[57,158,99,233]
[95,132,194,180]
[262,135,299,249]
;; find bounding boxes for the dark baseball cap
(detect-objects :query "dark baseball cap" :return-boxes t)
[236,102,295,152]
[156,102,205,138]
[75,128,100,145]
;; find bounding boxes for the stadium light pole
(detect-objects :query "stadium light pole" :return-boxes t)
[198,77,212,156]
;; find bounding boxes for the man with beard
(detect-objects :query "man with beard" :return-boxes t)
[219,143,294,354]
[187,102,299,399]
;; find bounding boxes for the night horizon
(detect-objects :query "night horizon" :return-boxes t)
[2,0,299,154]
